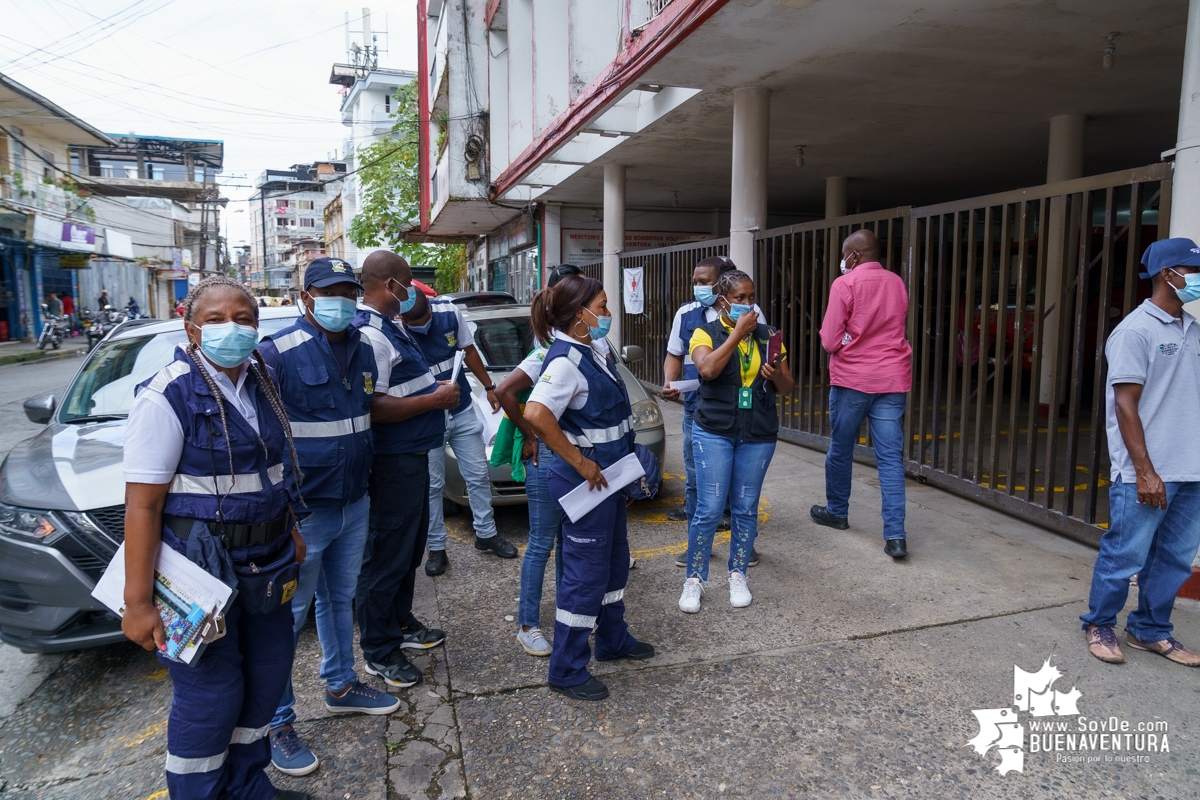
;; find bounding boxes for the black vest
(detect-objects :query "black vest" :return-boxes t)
[694,320,780,443]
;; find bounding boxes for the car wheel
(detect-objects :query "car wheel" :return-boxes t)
[443,497,463,517]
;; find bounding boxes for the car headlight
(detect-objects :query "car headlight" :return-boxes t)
[631,399,663,431]
[0,502,65,543]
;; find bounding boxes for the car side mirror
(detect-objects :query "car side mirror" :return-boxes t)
[24,393,56,425]
[622,345,644,364]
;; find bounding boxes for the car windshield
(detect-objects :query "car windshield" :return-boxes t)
[472,316,534,368]
[59,318,296,423]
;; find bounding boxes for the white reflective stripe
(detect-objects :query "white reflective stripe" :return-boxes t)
[556,608,598,628]
[566,347,583,366]
[602,588,624,605]
[579,416,635,445]
[386,372,436,398]
[289,413,371,438]
[170,472,263,495]
[230,724,270,745]
[429,356,456,376]
[272,329,313,354]
[368,314,383,329]
[148,359,191,393]
[268,464,285,485]
[683,354,694,365]
[562,431,593,448]
[165,750,228,775]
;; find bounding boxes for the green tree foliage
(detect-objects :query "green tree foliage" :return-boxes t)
[347,83,465,293]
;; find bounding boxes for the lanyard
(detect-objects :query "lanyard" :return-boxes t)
[736,336,755,382]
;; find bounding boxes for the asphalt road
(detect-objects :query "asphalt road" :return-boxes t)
[0,356,85,725]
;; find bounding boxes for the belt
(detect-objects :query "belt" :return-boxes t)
[164,512,291,549]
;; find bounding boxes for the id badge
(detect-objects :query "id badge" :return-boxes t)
[738,387,753,409]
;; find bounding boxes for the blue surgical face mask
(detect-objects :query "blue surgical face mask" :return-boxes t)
[693,285,717,307]
[390,280,417,315]
[408,319,432,334]
[1169,269,1200,304]
[727,302,753,322]
[197,321,259,368]
[310,296,356,332]
[587,310,612,341]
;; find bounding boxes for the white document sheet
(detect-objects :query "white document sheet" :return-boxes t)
[448,351,466,385]
[557,452,646,523]
[669,379,700,393]
[92,541,236,664]
[472,391,505,445]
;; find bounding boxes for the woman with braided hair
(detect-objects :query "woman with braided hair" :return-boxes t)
[122,276,311,800]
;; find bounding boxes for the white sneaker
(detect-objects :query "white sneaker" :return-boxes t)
[679,577,704,613]
[728,571,752,608]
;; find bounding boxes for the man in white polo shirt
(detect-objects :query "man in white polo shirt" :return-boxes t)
[1081,238,1200,667]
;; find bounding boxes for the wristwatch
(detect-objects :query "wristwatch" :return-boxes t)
[484,384,497,392]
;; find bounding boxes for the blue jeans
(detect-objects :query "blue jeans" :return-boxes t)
[428,407,499,550]
[518,441,564,628]
[271,493,369,730]
[683,409,730,520]
[1080,478,1200,642]
[824,387,908,540]
[686,427,776,581]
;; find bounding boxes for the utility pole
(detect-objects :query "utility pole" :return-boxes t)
[198,187,209,279]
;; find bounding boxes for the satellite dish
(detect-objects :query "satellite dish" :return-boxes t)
[351,42,361,52]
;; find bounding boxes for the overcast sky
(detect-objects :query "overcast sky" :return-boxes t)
[0,0,418,246]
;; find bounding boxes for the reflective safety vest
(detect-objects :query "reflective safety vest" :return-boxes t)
[407,298,472,416]
[674,300,707,413]
[259,317,375,508]
[352,307,446,454]
[541,338,636,487]
[137,347,292,525]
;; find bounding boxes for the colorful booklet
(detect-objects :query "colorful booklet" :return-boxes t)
[92,542,237,665]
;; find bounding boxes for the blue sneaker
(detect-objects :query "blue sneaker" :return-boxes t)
[270,724,319,776]
[324,680,402,715]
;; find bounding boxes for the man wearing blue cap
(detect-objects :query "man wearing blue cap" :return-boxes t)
[1081,238,1200,667]
[258,257,400,777]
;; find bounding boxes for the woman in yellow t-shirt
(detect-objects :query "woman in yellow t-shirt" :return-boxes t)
[678,269,794,613]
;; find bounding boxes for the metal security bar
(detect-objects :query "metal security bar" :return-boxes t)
[905,163,1171,545]
[755,209,909,453]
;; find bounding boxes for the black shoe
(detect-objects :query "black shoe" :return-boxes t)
[810,505,849,530]
[364,650,422,688]
[272,791,314,800]
[717,512,731,531]
[424,549,448,576]
[748,547,760,567]
[884,538,908,559]
[399,623,446,650]
[475,535,518,558]
[598,641,655,662]
[667,505,688,521]
[549,676,609,701]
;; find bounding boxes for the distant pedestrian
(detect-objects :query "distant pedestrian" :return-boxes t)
[61,291,74,331]
[810,229,913,559]
[677,269,793,614]
[1081,238,1200,667]
[126,296,141,318]
[97,289,110,310]
[44,292,62,318]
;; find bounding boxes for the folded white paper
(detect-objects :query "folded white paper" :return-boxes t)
[472,391,504,445]
[448,351,466,386]
[669,379,700,393]
[558,452,646,523]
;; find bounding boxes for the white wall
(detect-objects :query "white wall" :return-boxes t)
[533,1,569,132]
[568,0,621,100]
[557,206,722,263]
[507,0,535,159]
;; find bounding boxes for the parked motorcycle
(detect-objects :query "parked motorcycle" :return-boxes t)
[36,304,64,351]
[81,307,108,351]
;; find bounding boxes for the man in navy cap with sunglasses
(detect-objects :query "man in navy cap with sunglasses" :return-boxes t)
[1081,238,1200,667]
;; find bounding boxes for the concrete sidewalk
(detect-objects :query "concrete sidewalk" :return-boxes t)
[1,403,1197,799]
[0,336,88,365]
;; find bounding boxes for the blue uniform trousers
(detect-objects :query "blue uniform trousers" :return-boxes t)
[547,473,638,688]
[162,585,295,800]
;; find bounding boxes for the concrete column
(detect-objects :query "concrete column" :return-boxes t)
[729,87,769,274]
[1172,0,1200,241]
[825,176,847,219]
[1039,113,1086,407]
[603,163,625,348]
[543,202,562,284]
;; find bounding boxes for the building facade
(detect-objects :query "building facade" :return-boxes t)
[249,161,344,296]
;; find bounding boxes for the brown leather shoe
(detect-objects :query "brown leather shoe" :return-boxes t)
[1125,631,1200,666]
[1086,625,1124,664]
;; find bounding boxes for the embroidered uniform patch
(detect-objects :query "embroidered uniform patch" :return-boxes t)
[1159,342,1179,357]
[446,332,457,347]
[364,372,374,393]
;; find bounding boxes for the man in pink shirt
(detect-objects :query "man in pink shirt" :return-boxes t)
[810,230,913,558]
